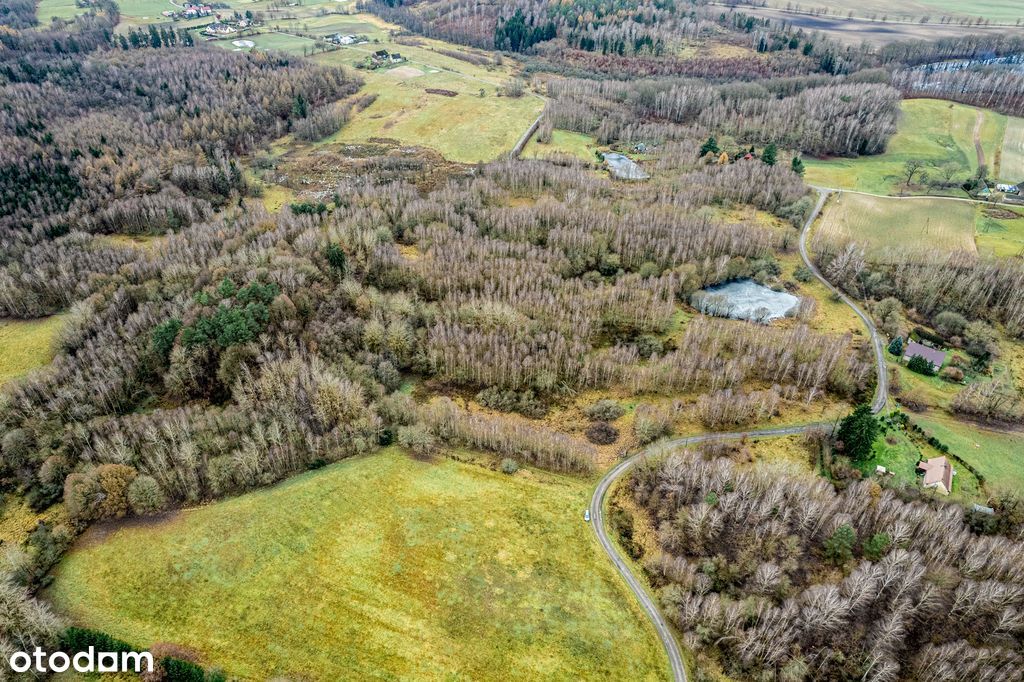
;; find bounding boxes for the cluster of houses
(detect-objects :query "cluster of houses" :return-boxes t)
[327,33,366,46]
[161,3,214,20]
[367,49,406,67]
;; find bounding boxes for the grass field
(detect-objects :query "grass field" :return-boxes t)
[524,130,601,163]
[816,193,977,262]
[49,449,667,681]
[976,204,1024,258]
[761,0,1023,23]
[805,100,1006,196]
[1001,117,1024,183]
[913,414,1024,497]
[0,316,62,386]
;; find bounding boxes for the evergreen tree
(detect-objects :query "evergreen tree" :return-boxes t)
[791,155,805,176]
[762,143,777,166]
[824,524,856,565]
[699,136,719,156]
[887,336,903,356]
[836,404,879,462]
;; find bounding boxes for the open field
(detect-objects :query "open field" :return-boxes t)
[806,99,1006,196]
[1001,117,1024,183]
[757,0,1024,23]
[816,193,977,262]
[913,414,1024,497]
[524,130,601,163]
[729,5,1022,44]
[976,204,1024,258]
[0,316,62,386]
[49,449,667,681]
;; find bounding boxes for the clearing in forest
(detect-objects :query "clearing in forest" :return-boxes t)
[805,99,1006,196]
[0,316,62,386]
[815,193,977,262]
[759,0,1023,23]
[49,449,668,681]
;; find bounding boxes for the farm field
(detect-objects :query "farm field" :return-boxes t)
[48,449,668,681]
[815,192,977,262]
[1001,117,1024,183]
[805,99,1006,196]
[0,316,62,386]
[761,0,1024,23]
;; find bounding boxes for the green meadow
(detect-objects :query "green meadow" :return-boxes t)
[805,99,1006,196]
[0,316,62,386]
[49,449,667,681]
[913,415,1024,497]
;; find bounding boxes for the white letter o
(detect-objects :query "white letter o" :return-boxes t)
[9,653,31,673]
[49,652,70,673]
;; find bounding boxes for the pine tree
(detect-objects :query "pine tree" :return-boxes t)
[699,136,719,156]
[836,404,879,462]
[762,143,777,166]
[791,155,805,176]
[887,336,903,356]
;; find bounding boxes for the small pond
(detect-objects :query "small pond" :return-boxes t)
[603,152,649,181]
[692,279,800,323]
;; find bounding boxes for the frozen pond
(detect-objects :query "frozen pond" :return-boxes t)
[692,279,800,323]
[602,152,649,180]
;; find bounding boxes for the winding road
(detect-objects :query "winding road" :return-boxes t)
[588,188,889,682]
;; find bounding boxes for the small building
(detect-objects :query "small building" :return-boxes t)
[390,53,404,63]
[996,183,1020,194]
[904,340,946,370]
[972,503,995,515]
[328,33,357,45]
[917,456,954,495]
[875,465,888,475]
[372,49,390,62]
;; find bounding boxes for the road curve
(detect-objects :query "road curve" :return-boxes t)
[589,187,888,682]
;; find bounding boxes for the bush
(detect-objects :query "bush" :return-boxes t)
[907,355,937,376]
[128,475,167,515]
[633,406,672,445]
[500,458,519,474]
[585,421,619,445]
[476,387,547,418]
[824,524,856,565]
[162,657,206,682]
[793,265,814,283]
[934,310,968,338]
[583,399,625,422]
[61,627,135,654]
[397,423,436,457]
[940,366,964,383]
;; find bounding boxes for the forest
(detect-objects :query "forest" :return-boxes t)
[627,446,1024,681]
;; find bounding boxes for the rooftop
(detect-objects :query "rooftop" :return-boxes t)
[904,340,946,368]
[917,456,954,495]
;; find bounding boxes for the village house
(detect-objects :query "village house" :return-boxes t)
[903,340,946,370]
[328,34,357,45]
[917,456,954,495]
[203,22,237,36]
[996,183,1020,194]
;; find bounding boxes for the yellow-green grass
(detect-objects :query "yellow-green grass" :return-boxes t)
[0,316,62,386]
[49,449,667,681]
[976,204,1024,258]
[524,129,601,163]
[913,414,1024,496]
[816,192,977,262]
[316,64,542,163]
[35,0,83,22]
[805,99,1006,196]
[777,252,863,336]
[1000,116,1024,183]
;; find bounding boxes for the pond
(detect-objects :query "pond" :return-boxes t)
[691,279,801,323]
[602,152,649,181]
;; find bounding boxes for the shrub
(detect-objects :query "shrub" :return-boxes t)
[934,310,968,338]
[397,423,437,457]
[128,475,167,515]
[824,524,856,565]
[500,458,519,474]
[583,399,625,422]
[907,355,936,376]
[940,366,964,383]
[162,657,206,682]
[95,464,138,519]
[61,627,135,654]
[585,421,619,445]
[793,265,813,283]
[633,406,672,445]
[863,532,891,561]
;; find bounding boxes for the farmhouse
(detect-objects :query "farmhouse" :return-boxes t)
[203,23,237,36]
[904,340,945,370]
[328,34,357,45]
[917,456,954,495]
[372,49,390,63]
